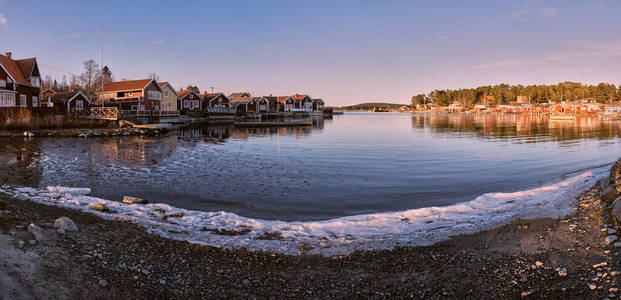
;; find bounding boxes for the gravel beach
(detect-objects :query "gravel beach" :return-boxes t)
[1,177,621,299]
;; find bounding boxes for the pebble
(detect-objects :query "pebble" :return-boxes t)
[605,235,618,244]
[610,287,619,293]
[159,279,166,285]
[98,279,108,287]
[535,261,543,267]
[27,223,44,241]
[590,284,597,290]
[91,204,110,212]
[608,228,617,234]
[556,267,568,277]
[612,271,620,276]
[594,262,609,268]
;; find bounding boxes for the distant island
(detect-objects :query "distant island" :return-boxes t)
[337,103,408,111]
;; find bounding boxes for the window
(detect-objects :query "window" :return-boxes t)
[189,101,194,109]
[0,93,15,107]
[184,100,189,108]
[32,96,39,107]
[30,77,40,88]
[0,79,5,88]
[148,90,161,100]
[164,90,169,97]
[189,94,193,99]
[76,100,83,110]
[155,105,160,110]
[194,100,199,109]
[19,95,27,107]
[132,105,138,110]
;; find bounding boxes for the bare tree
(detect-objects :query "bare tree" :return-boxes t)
[79,59,101,98]
[148,72,160,82]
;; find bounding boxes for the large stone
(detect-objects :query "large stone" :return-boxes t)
[602,186,619,204]
[613,198,621,221]
[122,196,148,205]
[27,223,44,241]
[53,217,79,232]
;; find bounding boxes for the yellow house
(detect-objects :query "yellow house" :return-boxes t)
[158,81,178,112]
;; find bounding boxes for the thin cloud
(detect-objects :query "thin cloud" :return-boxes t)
[541,7,559,17]
[66,33,80,39]
[150,39,165,46]
[0,14,7,25]
[511,10,530,23]
[547,40,621,61]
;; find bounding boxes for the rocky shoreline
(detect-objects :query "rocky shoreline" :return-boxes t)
[3,163,621,298]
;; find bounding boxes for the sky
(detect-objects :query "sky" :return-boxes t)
[1,0,621,106]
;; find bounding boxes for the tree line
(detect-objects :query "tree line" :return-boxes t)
[411,82,621,108]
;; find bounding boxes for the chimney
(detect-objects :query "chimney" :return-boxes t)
[5,52,11,59]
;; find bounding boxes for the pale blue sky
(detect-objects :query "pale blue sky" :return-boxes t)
[1,0,620,105]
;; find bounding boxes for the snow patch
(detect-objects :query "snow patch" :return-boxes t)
[0,166,607,256]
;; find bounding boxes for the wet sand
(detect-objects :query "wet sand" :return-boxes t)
[1,179,620,299]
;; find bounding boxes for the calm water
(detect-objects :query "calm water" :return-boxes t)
[2,112,621,221]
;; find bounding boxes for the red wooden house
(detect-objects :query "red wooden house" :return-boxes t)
[0,52,41,108]
[292,94,313,111]
[202,93,231,109]
[178,90,202,112]
[312,98,325,111]
[98,79,163,117]
[41,91,92,115]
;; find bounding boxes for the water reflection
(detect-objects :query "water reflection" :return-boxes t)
[3,113,620,221]
[0,138,42,186]
[411,115,621,142]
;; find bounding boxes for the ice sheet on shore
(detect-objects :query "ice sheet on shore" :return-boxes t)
[0,166,608,256]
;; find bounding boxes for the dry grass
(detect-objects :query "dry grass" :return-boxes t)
[0,110,110,130]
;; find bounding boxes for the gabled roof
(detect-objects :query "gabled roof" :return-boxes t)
[292,94,310,101]
[15,58,36,79]
[0,53,31,86]
[251,96,263,101]
[229,92,251,98]
[49,91,90,104]
[201,93,229,101]
[158,82,178,95]
[178,90,201,100]
[100,79,154,93]
[264,96,278,102]
[276,96,291,102]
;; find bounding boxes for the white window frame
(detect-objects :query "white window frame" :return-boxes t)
[0,79,6,88]
[32,96,39,107]
[189,94,193,99]
[164,90,169,97]
[76,100,84,110]
[131,105,138,110]
[184,100,189,108]
[194,100,199,109]
[19,94,27,107]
